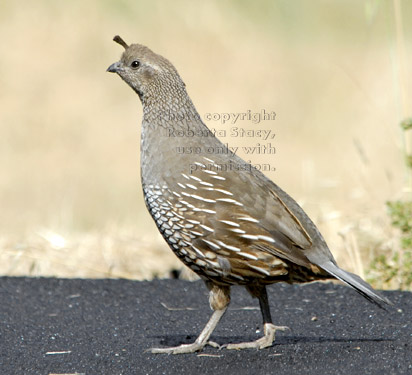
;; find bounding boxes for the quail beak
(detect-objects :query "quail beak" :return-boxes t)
[107,61,121,73]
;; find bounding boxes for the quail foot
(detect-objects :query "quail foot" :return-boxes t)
[107,36,391,354]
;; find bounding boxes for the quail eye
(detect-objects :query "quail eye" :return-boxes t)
[131,60,140,69]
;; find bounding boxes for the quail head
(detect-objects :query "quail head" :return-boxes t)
[107,35,391,354]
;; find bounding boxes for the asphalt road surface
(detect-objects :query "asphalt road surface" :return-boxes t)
[0,277,411,375]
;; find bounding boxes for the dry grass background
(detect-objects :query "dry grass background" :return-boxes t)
[0,1,411,287]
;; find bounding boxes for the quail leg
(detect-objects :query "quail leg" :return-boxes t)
[148,307,227,354]
[226,322,288,350]
[148,284,230,354]
[226,285,288,350]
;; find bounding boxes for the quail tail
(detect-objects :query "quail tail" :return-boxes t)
[319,261,391,308]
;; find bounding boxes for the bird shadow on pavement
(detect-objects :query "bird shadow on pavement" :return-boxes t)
[148,334,394,348]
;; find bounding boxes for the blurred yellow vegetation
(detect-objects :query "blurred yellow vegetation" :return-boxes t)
[0,1,411,288]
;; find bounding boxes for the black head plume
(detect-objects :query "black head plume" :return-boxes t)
[113,35,128,49]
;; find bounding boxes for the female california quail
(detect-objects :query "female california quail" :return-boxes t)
[107,36,391,354]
